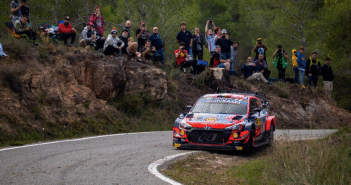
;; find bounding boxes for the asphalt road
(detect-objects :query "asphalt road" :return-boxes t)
[0,129,337,185]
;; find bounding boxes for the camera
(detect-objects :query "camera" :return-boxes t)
[277,49,282,54]
[142,24,145,27]
[258,41,262,45]
[221,35,225,39]
[209,18,213,24]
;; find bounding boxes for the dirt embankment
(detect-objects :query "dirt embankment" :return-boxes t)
[0,39,350,138]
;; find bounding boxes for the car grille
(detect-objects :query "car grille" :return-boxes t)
[187,130,228,144]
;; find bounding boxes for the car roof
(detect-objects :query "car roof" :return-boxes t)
[203,93,252,99]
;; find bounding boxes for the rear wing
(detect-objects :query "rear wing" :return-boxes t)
[219,90,270,108]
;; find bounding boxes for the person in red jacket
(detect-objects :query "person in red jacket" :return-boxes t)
[58,16,76,46]
[89,6,104,36]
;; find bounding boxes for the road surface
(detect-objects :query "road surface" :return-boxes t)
[0,129,337,185]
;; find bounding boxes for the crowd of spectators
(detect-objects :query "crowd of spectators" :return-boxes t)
[7,1,335,95]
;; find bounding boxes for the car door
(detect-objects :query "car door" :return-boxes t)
[249,98,264,139]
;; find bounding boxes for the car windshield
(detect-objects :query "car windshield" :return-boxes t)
[192,97,248,115]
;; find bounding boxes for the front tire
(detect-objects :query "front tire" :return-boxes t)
[245,129,254,156]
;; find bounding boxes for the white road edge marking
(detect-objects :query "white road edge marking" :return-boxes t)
[148,151,196,185]
[0,131,155,152]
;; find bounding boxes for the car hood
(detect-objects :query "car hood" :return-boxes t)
[185,113,245,129]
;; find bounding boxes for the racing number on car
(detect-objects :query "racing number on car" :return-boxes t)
[256,118,261,126]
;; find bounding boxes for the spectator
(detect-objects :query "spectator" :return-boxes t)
[20,0,29,22]
[148,27,165,65]
[230,42,239,71]
[136,21,150,52]
[253,38,267,61]
[120,20,131,38]
[213,27,221,41]
[306,52,321,87]
[126,37,141,59]
[10,0,23,23]
[141,40,156,60]
[58,16,76,47]
[192,27,204,60]
[119,29,129,54]
[320,58,334,98]
[174,42,189,70]
[292,49,298,83]
[254,53,270,79]
[205,19,216,55]
[93,26,105,51]
[241,57,272,84]
[103,29,124,57]
[210,46,230,70]
[79,22,96,48]
[215,29,233,60]
[13,15,36,41]
[89,6,104,36]
[176,22,193,58]
[272,45,288,80]
[297,46,306,87]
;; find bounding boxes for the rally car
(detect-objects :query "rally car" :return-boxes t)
[172,91,275,152]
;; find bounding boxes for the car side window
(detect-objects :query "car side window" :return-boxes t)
[249,99,259,115]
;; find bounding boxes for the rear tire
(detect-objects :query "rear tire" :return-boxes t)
[268,126,274,147]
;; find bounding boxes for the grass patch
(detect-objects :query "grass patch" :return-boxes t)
[164,126,351,185]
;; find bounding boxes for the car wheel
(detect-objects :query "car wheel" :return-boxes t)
[245,129,254,156]
[268,126,274,147]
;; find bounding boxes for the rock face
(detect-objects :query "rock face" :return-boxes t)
[124,61,167,100]
[0,47,167,127]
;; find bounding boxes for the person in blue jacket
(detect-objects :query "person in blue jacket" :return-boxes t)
[148,27,165,65]
[296,46,306,87]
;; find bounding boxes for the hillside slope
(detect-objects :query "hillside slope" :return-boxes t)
[0,39,350,146]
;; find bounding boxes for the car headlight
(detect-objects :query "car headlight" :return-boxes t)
[180,119,193,129]
[225,124,243,131]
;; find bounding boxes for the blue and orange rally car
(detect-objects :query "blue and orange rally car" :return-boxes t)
[173,91,276,152]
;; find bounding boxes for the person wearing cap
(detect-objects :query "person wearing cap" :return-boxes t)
[148,27,165,65]
[292,49,298,83]
[119,29,129,54]
[176,22,193,58]
[253,38,267,61]
[120,20,131,38]
[103,29,124,57]
[297,46,306,87]
[215,29,233,60]
[79,22,96,48]
[89,6,105,36]
[58,16,76,46]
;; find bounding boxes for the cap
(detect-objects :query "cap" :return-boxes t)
[122,28,128,32]
[64,16,70,21]
[95,6,100,10]
[221,29,227,34]
[87,22,94,26]
[257,38,262,41]
[180,22,186,26]
[111,30,117,35]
